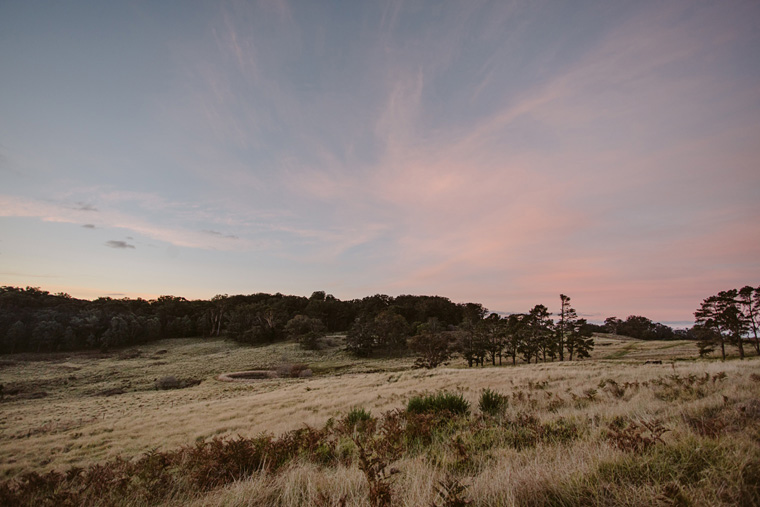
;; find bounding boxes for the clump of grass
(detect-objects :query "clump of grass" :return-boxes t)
[599,378,627,399]
[342,407,374,434]
[478,388,508,417]
[522,435,760,507]
[682,403,728,438]
[432,475,472,506]
[407,392,470,416]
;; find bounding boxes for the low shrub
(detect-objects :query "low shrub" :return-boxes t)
[155,376,201,390]
[342,407,373,433]
[478,388,508,416]
[605,418,667,453]
[155,376,180,390]
[521,436,756,507]
[407,392,470,416]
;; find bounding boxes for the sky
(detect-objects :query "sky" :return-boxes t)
[1,0,759,326]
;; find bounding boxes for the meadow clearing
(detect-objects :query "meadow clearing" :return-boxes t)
[1,335,758,506]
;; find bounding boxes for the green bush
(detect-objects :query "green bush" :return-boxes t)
[407,391,470,416]
[479,388,508,416]
[343,406,373,431]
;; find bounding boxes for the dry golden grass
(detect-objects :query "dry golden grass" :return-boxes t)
[1,334,758,506]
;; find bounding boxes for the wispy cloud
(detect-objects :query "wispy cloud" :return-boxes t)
[202,229,239,240]
[0,193,254,250]
[71,201,98,212]
[105,240,135,249]
[1,1,757,322]
[336,0,760,319]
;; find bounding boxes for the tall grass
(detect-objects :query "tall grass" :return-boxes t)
[479,388,509,416]
[407,392,471,416]
[0,336,758,505]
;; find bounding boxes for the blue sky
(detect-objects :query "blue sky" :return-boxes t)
[1,0,759,325]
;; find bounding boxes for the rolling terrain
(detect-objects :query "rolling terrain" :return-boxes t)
[1,335,758,505]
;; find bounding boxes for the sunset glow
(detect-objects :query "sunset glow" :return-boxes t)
[1,1,759,325]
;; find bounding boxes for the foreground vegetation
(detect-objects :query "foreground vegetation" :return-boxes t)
[1,335,758,505]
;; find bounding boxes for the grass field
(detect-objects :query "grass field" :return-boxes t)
[1,335,759,505]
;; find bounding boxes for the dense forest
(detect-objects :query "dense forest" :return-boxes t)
[0,287,483,354]
[0,286,693,357]
[3,285,757,362]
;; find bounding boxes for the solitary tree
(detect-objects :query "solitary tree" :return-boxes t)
[557,294,578,361]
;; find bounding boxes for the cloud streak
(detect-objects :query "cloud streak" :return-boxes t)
[0,1,758,322]
[71,202,98,212]
[105,240,135,249]
[202,229,239,240]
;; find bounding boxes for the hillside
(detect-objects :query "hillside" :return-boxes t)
[1,335,758,505]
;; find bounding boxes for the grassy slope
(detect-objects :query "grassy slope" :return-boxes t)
[1,335,758,505]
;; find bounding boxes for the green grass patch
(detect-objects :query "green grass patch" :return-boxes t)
[407,391,471,416]
[478,388,509,416]
[604,342,638,359]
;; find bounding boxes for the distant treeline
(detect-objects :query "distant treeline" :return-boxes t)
[0,287,478,353]
[0,286,686,355]
[602,315,687,341]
